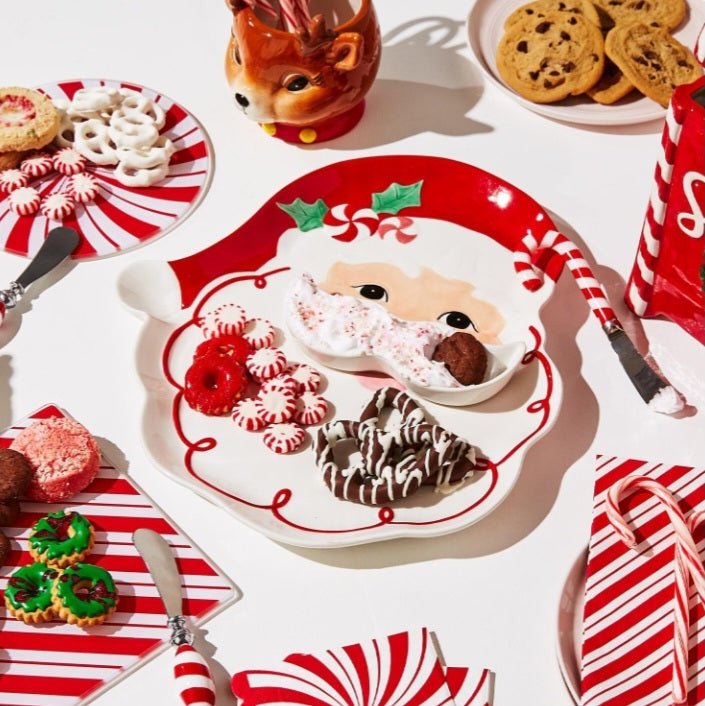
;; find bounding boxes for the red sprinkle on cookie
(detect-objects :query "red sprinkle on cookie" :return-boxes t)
[263,422,305,454]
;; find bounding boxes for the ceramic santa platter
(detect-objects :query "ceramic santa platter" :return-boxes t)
[119,155,564,548]
[0,79,212,260]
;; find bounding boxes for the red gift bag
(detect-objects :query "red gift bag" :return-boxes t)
[625,75,705,343]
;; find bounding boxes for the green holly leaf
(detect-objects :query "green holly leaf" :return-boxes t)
[277,198,329,232]
[371,181,423,215]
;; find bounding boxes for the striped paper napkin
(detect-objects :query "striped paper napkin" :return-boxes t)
[230,627,493,705]
[580,456,704,706]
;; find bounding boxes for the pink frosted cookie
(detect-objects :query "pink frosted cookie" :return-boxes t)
[293,391,328,426]
[41,193,75,220]
[246,347,287,382]
[260,374,298,395]
[255,387,296,424]
[65,173,99,203]
[232,398,267,431]
[20,152,53,178]
[9,417,101,502]
[263,422,305,454]
[199,303,247,339]
[52,147,86,176]
[8,186,41,216]
[241,317,276,349]
[285,363,321,393]
[0,168,29,194]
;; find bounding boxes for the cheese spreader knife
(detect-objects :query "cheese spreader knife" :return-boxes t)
[132,528,216,706]
[0,226,79,325]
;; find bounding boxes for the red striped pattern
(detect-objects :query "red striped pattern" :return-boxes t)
[0,79,211,261]
[174,644,216,705]
[625,102,684,318]
[513,230,616,326]
[0,405,235,706]
[580,457,705,706]
[231,628,493,705]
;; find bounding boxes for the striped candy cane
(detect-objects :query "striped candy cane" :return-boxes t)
[279,0,311,31]
[513,229,616,327]
[606,475,705,705]
[241,0,280,23]
[174,643,216,706]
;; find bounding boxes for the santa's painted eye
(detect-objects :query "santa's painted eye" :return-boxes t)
[438,311,476,331]
[354,284,388,302]
[285,75,310,92]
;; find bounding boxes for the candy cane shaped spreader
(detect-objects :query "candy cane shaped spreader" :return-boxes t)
[514,230,684,413]
[606,475,705,705]
[133,529,216,706]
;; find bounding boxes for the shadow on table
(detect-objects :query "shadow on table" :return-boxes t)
[282,218,650,569]
[305,16,492,150]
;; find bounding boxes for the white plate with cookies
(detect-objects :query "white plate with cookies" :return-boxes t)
[467,0,704,126]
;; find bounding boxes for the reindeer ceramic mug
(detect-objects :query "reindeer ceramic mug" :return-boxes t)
[224,0,381,143]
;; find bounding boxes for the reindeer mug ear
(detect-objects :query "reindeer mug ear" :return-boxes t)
[328,32,363,71]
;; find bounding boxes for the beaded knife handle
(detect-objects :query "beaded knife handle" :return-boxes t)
[132,529,216,706]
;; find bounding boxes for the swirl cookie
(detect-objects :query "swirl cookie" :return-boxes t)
[591,0,686,31]
[504,0,601,32]
[604,23,704,107]
[0,87,59,152]
[496,11,605,103]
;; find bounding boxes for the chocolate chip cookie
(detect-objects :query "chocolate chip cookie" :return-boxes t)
[496,10,605,103]
[591,0,686,31]
[605,23,703,106]
[504,0,601,32]
[587,57,635,103]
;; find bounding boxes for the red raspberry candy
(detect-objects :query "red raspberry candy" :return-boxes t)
[184,351,247,416]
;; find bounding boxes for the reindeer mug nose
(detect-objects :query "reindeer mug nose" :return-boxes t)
[235,92,249,108]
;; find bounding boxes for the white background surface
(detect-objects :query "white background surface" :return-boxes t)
[1,1,704,705]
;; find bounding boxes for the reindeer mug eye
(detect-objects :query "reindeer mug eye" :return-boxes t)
[284,75,310,92]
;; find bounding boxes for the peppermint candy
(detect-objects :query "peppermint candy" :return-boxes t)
[232,398,266,431]
[199,303,247,339]
[284,363,321,393]
[241,317,276,349]
[255,387,296,424]
[324,204,379,242]
[20,152,53,178]
[246,347,287,382]
[0,168,29,194]
[293,391,328,426]
[40,193,76,220]
[8,186,41,216]
[65,173,99,204]
[263,422,305,454]
[52,147,86,176]
[260,374,299,395]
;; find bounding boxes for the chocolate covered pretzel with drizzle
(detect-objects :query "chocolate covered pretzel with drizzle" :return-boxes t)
[316,387,476,505]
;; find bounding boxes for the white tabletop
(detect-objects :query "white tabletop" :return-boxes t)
[1,1,703,705]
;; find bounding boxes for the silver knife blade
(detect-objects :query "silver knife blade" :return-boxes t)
[133,528,184,619]
[15,226,79,290]
[604,321,668,404]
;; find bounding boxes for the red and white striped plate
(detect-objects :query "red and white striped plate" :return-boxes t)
[0,404,236,706]
[0,79,212,260]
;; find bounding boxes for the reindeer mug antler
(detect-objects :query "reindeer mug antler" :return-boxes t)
[224,0,381,143]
